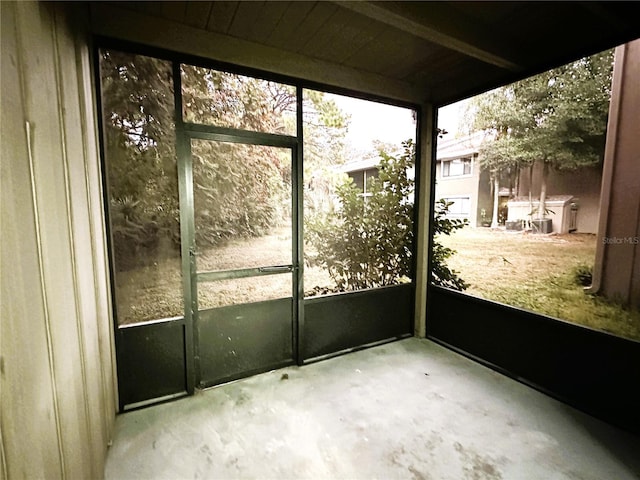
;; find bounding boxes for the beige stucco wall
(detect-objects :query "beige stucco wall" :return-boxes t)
[506,197,575,234]
[516,163,602,234]
[1,2,116,478]
[434,155,488,227]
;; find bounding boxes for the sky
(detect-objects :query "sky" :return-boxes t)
[329,93,470,152]
[437,99,469,138]
[328,93,417,153]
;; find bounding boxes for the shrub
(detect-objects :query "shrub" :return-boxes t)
[306,140,414,290]
[573,263,593,287]
[431,199,469,290]
[306,140,468,292]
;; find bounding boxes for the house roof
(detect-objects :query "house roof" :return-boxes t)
[435,131,489,161]
[340,158,380,174]
[92,2,640,107]
[341,130,488,173]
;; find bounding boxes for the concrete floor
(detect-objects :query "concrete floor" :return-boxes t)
[105,338,640,479]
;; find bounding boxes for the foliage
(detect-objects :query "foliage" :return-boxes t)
[573,263,593,287]
[470,49,614,217]
[181,64,297,134]
[100,51,180,269]
[431,199,469,290]
[101,51,345,270]
[182,65,296,246]
[473,49,614,171]
[306,140,415,291]
[302,90,349,216]
[307,140,466,292]
[191,141,290,246]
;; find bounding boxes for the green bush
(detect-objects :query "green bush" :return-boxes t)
[306,140,467,292]
[431,199,468,290]
[573,263,593,287]
[191,141,289,247]
[306,141,414,290]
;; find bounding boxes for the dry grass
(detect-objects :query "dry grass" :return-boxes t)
[115,226,640,341]
[438,227,640,341]
[439,228,596,297]
[114,228,332,325]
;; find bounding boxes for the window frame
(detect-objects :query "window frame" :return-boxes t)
[441,156,473,178]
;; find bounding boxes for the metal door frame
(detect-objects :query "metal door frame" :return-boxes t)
[96,38,419,409]
[174,63,303,387]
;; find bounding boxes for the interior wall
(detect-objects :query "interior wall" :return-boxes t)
[1,2,116,478]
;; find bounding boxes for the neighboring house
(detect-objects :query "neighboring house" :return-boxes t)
[342,133,493,227]
[434,131,493,227]
[341,157,380,199]
[512,162,602,233]
[433,131,603,233]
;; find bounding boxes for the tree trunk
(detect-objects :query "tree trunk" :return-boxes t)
[528,163,534,228]
[509,172,514,198]
[491,175,500,227]
[538,161,550,220]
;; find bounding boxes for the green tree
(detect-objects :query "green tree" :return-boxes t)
[181,65,296,246]
[471,49,614,223]
[100,51,180,268]
[102,52,331,266]
[302,90,350,216]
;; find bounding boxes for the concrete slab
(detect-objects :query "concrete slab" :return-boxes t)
[105,338,640,479]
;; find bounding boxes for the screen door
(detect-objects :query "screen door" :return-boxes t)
[189,137,297,386]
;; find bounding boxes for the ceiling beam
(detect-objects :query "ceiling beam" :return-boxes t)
[89,2,426,104]
[337,1,522,72]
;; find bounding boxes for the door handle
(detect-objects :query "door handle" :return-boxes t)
[258,265,293,273]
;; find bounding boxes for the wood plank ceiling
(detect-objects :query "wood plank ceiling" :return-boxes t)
[110,1,640,105]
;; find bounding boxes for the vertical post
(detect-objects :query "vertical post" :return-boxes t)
[589,40,640,307]
[414,103,435,338]
[173,62,197,394]
[295,86,305,364]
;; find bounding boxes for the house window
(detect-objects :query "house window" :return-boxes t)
[442,157,472,177]
[442,196,470,216]
[350,170,365,191]
[348,168,379,198]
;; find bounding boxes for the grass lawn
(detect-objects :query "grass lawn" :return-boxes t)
[437,227,640,341]
[114,227,333,325]
[115,225,640,342]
